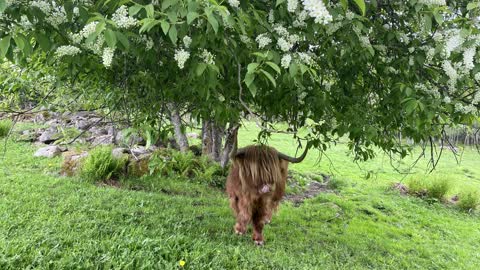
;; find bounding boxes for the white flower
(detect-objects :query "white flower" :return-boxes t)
[426,47,435,63]
[174,49,190,69]
[256,34,272,49]
[463,48,475,71]
[183,36,192,48]
[287,0,298,13]
[297,52,313,65]
[442,60,458,81]
[418,0,446,6]
[443,96,451,103]
[346,11,355,20]
[80,22,98,39]
[277,38,293,52]
[200,49,215,65]
[281,54,292,69]
[55,45,81,58]
[268,10,275,24]
[102,47,115,67]
[112,5,138,29]
[227,0,240,8]
[293,10,308,27]
[301,0,332,25]
[445,33,464,57]
[475,72,480,81]
[240,35,251,44]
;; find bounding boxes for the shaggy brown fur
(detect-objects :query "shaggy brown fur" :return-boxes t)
[226,145,289,245]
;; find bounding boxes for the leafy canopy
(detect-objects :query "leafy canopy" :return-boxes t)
[0,0,479,160]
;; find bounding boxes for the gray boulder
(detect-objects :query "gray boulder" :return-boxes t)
[34,145,63,158]
[38,128,62,144]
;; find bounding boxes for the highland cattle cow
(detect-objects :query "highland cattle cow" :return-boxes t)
[226,144,310,245]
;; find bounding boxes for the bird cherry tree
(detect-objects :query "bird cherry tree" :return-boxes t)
[0,0,479,166]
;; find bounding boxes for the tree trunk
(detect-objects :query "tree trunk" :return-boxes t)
[202,120,213,156]
[167,103,189,152]
[211,124,224,162]
[220,123,239,168]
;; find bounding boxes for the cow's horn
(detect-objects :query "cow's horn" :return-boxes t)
[277,143,311,163]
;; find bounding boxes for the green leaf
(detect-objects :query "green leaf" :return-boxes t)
[196,63,207,76]
[340,0,348,10]
[354,0,366,16]
[13,35,25,50]
[433,11,443,25]
[115,31,129,50]
[275,0,285,7]
[289,63,298,77]
[34,33,51,51]
[187,12,199,24]
[467,2,479,10]
[247,63,259,74]
[129,5,143,16]
[260,69,276,88]
[167,11,177,23]
[0,35,11,58]
[168,25,177,44]
[104,29,117,48]
[266,61,281,74]
[140,18,160,33]
[0,0,7,13]
[95,21,106,35]
[160,20,170,35]
[162,0,175,10]
[244,73,255,87]
[206,11,219,33]
[145,4,155,18]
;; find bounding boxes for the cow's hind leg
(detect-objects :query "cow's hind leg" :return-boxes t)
[234,196,251,235]
[252,199,267,245]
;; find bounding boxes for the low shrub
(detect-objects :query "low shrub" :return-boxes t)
[426,177,451,201]
[148,149,228,188]
[457,190,480,212]
[0,119,13,137]
[406,177,428,197]
[80,146,126,182]
[327,176,348,190]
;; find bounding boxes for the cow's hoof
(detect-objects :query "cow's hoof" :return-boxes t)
[254,240,264,246]
[235,229,245,235]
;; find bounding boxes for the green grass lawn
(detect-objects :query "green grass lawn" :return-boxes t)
[1,124,480,269]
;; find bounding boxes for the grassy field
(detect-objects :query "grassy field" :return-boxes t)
[1,123,480,269]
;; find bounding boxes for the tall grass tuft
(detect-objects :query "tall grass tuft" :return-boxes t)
[0,119,13,138]
[426,176,451,201]
[80,146,126,183]
[457,190,480,212]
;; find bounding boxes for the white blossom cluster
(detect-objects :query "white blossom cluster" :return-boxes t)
[174,49,190,69]
[444,32,464,57]
[102,47,115,67]
[200,49,215,65]
[454,103,477,114]
[256,34,272,49]
[273,25,299,52]
[112,5,138,29]
[268,10,275,24]
[293,11,308,28]
[227,0,240,8]
[297,52,313,65]
[418,0,446,6]
[31,0,68,28]
[55,45,81,58]
[183,36,192,48]
[281,54,292,69]
[463,47,475,71]
[287,0,298,13]
[301,0,332,25]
